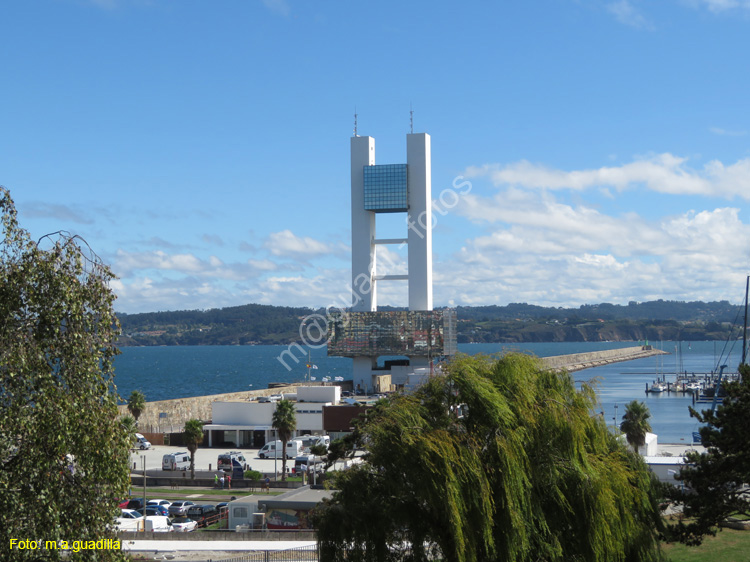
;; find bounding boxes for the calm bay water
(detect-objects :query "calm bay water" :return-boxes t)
[114,340,745,444]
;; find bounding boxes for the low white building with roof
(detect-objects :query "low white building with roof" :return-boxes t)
[203,386,340,448]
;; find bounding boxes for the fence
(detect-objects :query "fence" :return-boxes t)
[208,544,319,562]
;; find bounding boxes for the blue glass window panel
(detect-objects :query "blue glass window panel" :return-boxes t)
[363,164,408,213]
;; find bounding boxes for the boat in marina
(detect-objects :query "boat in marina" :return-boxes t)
[647,381,667,393]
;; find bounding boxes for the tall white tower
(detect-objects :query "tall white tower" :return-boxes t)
[329,129,455,393]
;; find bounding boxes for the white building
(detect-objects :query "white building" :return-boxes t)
[202,386,340,448]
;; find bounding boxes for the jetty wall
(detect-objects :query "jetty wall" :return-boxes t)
[118,385,301,433]
[541,345,667,372]
[121,346,667,431]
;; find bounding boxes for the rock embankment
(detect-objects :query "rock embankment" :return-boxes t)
[118,384,300,433]
[541,345,668,373]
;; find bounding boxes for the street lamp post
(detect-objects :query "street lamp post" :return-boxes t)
[613,403,618,432]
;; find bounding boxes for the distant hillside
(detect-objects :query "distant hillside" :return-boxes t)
[116,299,745,346]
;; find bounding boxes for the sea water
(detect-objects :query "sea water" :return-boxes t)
[113,340,744,443]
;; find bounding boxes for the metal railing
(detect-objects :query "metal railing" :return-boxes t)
[208,544,319,561]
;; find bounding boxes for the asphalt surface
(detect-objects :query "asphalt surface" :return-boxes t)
[129,444,312,479]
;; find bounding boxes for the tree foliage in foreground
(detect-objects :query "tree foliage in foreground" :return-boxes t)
[0,187,130,561]
[313,353,665,562]
[667,364,750,545]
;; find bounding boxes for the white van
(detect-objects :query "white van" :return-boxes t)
[135,433,151,450]
[258,440,283,459]
[258,439,307,459]
[162,452,190,471]
[285,439,306,458]
[218,451,247,472]
[144,515,173,532]
[300,435,330,451]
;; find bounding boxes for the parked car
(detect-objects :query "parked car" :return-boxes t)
[119,509,142,520]
[147,499,172,510]
[136,505,170,517]
[117,498,129,508]
[168,500,195,517]
[125,498,145,511]
[186,504,219,527]
[116,509,143,532]
[171,516,198,532]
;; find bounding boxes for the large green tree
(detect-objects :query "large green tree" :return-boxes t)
[313,353,664,562]
[667,364,750,545]
[272,399,297,480]
[0,187,130,561]
[620,400,652,453]
[183,419,204,480]
[127,390,146,426]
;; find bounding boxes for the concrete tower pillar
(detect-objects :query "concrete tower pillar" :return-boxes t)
[407,133,433,312]
[350,136,376,312]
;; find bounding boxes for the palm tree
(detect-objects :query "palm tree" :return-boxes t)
[121,415,137,447]
[183,419,204,480]
[272,399,297,481]
[620,400,652,453]
[127,390,146,427]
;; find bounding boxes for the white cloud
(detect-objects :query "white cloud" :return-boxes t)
[202,234,225,246]
[465,154,750,200]
[112,249,279,282]
[22,202,95,224]
[262,0,290,16]
[607,0,653,29]
[263,230,340,260]
[697,0,750,12]
[710,126,747,137]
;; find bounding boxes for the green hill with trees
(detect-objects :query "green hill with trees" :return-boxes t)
[117,299,744,346]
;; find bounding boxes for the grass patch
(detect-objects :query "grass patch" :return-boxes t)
[662,528,750,561]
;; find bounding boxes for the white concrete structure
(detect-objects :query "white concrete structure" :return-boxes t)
[618,431,658,456]
[406,133,432,312]
[202,387,339,448]
[350,135,377,313]
[644,456,687,486]
[347,132,436,390]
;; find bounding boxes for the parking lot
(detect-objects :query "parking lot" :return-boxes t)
[129,444,327,479]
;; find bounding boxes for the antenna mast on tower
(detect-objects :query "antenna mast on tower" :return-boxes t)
[409,103,414,134]
[354,108,358,137]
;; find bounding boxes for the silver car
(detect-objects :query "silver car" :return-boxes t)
[168,500,195,517]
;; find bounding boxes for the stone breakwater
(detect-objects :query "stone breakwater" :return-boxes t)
[121,346,667,431]
[118,385,300,433]
[541,345,668,373]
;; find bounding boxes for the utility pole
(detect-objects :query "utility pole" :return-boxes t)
[142,455,147,532]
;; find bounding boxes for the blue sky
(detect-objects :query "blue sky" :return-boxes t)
[3,0,750,314]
